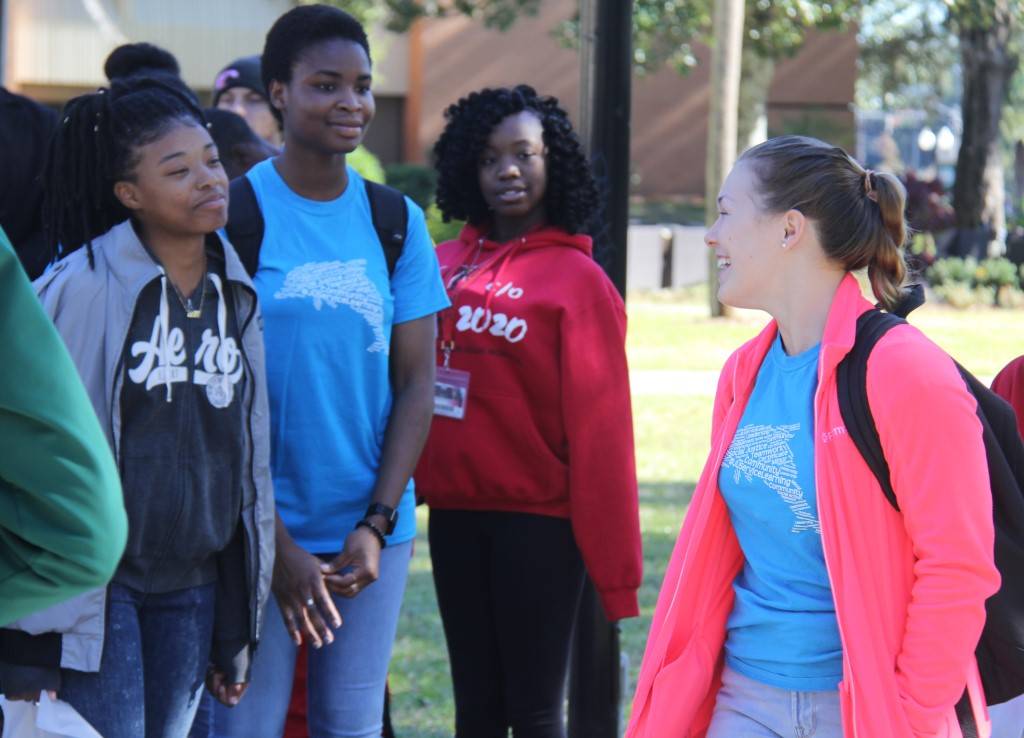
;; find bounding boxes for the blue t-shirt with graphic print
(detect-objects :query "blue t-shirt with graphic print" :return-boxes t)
[718,333,843,691]
[246,160,449,552]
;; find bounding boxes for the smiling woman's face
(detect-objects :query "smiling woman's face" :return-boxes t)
[269,38,375,155]
[113,120,229,237]
[704,160,789,310]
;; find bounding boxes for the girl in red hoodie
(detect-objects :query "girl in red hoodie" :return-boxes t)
[415,85,642,738]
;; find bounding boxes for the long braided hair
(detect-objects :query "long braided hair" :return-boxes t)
[42,76,206,267]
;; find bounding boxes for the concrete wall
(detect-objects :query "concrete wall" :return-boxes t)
[4,0,408,102]
[626,225,707,291]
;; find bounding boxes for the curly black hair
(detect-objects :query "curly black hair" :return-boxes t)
[262,4,371,123]
[433,85,599,235]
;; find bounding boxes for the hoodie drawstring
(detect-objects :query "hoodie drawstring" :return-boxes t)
[209,272,228,380]
[439,236,526,367]
[158,270,173,402]
[483,237,525,315]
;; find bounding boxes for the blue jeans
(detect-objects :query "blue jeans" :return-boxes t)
[706,665,842,738]
[989,694,1024,738]
[59,582,215,738]
[203,540,412,738]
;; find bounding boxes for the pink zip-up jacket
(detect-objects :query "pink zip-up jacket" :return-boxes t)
[627,275,1000,738]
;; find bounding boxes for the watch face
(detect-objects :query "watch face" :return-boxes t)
[367,503,397,533]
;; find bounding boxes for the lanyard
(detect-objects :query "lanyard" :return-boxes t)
[439,237,524,366]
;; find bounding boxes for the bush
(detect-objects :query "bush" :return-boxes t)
[997,286,1024,309]
[384,163,437,210]
[426,204,463,245]
[927,256,978,288]
[932,283,997,309]
[976,257,1020,288]
[347,146,385,183]
[926,255,1021,308]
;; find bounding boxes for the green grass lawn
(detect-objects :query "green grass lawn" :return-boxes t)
[388,288,1024,737]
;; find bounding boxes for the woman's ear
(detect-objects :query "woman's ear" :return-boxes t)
[113,180,143,212]
[782,208,809,249]
[268,80,287,118]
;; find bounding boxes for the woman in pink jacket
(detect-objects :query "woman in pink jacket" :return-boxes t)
[627,135,1000,738]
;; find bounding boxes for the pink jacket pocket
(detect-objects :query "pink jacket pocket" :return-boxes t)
[638,639,716,738]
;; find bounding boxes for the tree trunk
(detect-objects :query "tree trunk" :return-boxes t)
[705,0,745,317]
[1014,140,1024,218]
[951,0,1019,257]
[737,44,774,155]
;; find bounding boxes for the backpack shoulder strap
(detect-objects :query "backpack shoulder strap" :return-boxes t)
[365,181,407,278]
[836,309,907,510]
[225,176,264,279]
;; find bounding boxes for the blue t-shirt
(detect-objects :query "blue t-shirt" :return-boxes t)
[247,160,449,552]
[718,333,843,691]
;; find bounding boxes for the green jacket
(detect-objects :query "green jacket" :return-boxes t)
[0,229,126,626]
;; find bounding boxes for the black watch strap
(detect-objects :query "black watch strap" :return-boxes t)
[365,502,398,534]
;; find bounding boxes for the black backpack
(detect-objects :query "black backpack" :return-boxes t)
[225,175,408,279]
[836,291,1024,730]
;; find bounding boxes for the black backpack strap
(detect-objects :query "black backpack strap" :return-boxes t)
[835,309,907,511]
[225,177,264,279]
[365,181,407,278]
[226,177,406,279]
[955,690,979,738]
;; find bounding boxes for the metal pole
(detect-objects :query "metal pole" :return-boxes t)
[569,3,633,738]
[586,0,633,298]
[577,0,596,149]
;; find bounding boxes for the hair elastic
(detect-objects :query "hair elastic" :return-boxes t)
[863,170,878,202]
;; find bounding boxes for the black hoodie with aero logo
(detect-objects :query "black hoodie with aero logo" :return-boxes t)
[115,249,246,593]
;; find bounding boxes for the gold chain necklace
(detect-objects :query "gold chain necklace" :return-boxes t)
[171,272,207,319]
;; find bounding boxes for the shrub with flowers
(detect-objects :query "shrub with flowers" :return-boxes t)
[925,256,1024,308]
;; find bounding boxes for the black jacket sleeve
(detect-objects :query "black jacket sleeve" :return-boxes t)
[211,524,252,683]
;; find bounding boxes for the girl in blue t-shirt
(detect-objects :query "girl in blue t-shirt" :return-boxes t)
[208,6,448,738]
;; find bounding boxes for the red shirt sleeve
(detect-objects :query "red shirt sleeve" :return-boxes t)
[559,279,642,621]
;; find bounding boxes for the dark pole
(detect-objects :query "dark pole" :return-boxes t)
[586,0,634,298]
[569,3,633,738]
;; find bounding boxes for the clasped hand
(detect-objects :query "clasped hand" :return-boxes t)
[272,527,382,648]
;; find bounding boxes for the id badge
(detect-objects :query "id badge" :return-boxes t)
[434,366,470,419]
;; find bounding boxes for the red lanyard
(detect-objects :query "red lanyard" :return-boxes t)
[439,237,524,366]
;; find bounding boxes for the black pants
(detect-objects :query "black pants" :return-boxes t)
[429,509,586,738]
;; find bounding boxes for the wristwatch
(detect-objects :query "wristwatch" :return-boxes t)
[365,502,398,534]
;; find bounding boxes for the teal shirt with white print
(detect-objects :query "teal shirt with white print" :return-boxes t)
[718,333,843,691]
[246,161,449,553]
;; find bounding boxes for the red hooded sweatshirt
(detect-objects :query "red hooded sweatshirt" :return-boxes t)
[415,224,642,620]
